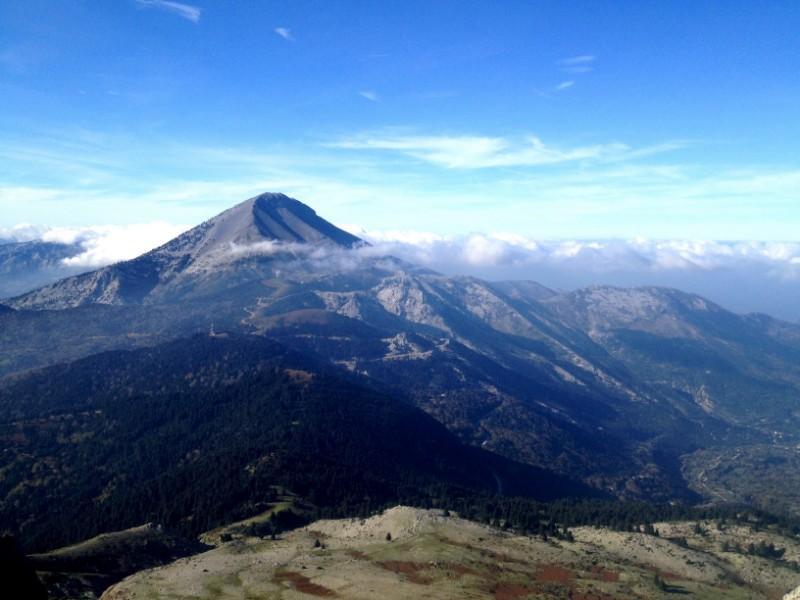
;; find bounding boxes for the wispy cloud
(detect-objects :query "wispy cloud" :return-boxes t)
[558,55,596,74]
[558,55,595,66]
[274,27,294,41]
[554,80,575,92]
[358,90,380,102]
[135,0,202,23]
[1,129,797,245]
[331,133,679,169]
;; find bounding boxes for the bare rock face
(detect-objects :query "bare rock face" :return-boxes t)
[542,285,723,339]
[785,585,800,600]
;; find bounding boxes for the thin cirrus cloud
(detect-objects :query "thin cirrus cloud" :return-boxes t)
[558,55,595,66]
[558,54,595,74]
[358,90,380,102]
[135,0,202,23]
[554,80,575,92]
[274,27,294,41]
[331,133,679,169]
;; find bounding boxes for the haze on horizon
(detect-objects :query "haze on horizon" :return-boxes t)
[1,1,799,317]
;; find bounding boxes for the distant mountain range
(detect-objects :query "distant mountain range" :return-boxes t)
[0,239,86,299]
[3,192,800,551]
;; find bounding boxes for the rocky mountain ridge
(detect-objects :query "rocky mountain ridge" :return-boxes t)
[3,193,800,509]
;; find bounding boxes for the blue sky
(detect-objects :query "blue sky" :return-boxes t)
[1,0,799,239]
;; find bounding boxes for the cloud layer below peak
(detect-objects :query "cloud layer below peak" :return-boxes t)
[0,222,188,268]
[4,223,800,320]
[345,228,800,277]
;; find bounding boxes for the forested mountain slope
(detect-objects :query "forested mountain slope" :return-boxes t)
[4,194,800,510]
[0,333,595,553]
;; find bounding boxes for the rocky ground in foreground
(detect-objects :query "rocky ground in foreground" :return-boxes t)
[98,507,800,600]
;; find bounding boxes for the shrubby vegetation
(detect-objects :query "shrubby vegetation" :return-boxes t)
[378,494,800,543]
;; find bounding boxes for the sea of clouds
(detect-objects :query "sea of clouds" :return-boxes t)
[346,229,800,321]
[0,222,189,267]
[2,223,799,320]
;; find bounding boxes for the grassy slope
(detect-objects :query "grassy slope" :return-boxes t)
[102,507,800,600]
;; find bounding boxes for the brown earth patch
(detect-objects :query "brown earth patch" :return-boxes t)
[590,565,620,582]
[378,560,432,585]
[445,562,481,578]
[284,369,314,382]
[491,582,535,600]
[536,564,575,584]
[345,549,369,560]
[273,569,337,597]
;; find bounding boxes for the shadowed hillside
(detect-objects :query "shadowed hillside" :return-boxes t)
[0,333,596,553]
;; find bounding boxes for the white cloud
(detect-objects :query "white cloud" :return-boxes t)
[63,223,189,267]
[558,55,596,74]
[18,219,800,277]
[555,80,575,92]
[340,226,800,279]
[274,27,294,41]
[558,55,595,66]
[0,223,49,243]
[7,220,800,319]
[135,0,202,23]
[332,133,676,169]
[0,223,188,267]
[358,90,380,102]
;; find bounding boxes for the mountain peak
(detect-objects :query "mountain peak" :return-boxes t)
[250,192,307,210]
[146,192,364,263]
[186,192,363,254]
[7,193,366,309]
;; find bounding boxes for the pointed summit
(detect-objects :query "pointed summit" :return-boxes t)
[252,193,363,247]
[8,194,365,309]
[155,193,363,261]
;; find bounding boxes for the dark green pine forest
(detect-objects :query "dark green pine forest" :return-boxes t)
[0,334,597,552]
